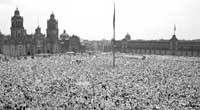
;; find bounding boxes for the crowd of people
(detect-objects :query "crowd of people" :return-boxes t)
[0,53,200,110]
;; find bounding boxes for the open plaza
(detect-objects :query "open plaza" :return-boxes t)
[0,53,199,110]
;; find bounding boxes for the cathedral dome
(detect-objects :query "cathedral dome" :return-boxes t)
[60,30,70,40]
[125,33,131,41]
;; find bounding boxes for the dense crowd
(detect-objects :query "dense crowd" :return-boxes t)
[0,53,200,110]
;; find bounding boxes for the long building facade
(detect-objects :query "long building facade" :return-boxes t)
[116,33,200,57]
[0,8,82,57]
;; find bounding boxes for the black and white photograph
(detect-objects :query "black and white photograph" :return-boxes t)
[0,0,200,109]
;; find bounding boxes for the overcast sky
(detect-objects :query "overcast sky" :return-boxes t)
[0,0,200,40]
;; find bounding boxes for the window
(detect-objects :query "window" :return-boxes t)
[18,33,20,39]
[38,50,41,54]
[27,52,31,56]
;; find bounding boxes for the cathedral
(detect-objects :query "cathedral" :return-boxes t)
[0,8,82,57]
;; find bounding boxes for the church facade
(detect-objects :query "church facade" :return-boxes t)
[0,8,82,57]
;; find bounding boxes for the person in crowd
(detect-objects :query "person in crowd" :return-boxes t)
[0,53,199,109]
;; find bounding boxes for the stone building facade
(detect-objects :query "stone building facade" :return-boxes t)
[0,8,82,57]
[116,33,200,57]
[82,40,112,52]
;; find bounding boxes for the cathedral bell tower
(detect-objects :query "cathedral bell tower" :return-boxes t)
[46,12,58,42]
[11,8,26,42]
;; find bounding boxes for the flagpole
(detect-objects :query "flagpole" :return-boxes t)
[113,3,116,68]
[174,24,176,35]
